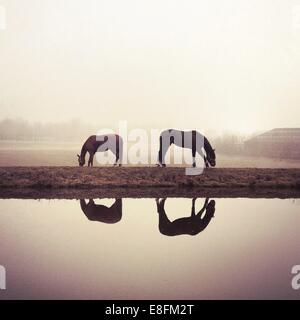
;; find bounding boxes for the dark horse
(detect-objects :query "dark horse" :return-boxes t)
[156,198,216,237]
[157,129,216,168]
[78,134,123,167]
[80,199,123,224]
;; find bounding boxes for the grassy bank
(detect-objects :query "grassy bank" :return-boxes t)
[0,167,300,199]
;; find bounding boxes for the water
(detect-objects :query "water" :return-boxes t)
[0,198,299,300]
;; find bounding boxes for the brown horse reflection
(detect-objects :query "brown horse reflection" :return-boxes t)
[80,199,122,224]
[156,198,216,236]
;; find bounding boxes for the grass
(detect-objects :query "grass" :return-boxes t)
[0,167,300,199]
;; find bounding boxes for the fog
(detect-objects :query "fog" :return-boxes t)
[1,0,300,133]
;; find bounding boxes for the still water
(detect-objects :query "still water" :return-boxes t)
[0,198,299,300]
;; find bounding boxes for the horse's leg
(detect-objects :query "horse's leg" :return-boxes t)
[113,153,121,167]
[192,131,197,167]
[194,133,209,168]
[91,154,94,167]
[113,150,119,166]
[119,138,123,167]
[156,199,172,235]
[196,198,209,218]
[88,152,94,167]
[157,136,163,166]
[115,140,123,167]
[192,148,196,168]
[157,136,167,167]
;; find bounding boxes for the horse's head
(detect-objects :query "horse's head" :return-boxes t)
[206,148,216,167]
[77,154,85,167]
[206,199,216,218]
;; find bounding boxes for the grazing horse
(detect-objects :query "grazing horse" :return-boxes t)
[77,134,123,167]
[80,199,123,224]
[157,129,216,168]
[156,198,216,237]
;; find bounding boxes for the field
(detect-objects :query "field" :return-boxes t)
[0,167,300,199]
[1,141,300,168]
[1,149,300,168]
[1,141,300,199]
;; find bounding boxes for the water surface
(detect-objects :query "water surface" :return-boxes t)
[0,198,299,299]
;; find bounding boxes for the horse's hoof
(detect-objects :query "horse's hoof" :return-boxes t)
[192,163,196,168]
[156,164,166,167]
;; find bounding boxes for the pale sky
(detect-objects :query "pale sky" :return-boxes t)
[0,0,300,134]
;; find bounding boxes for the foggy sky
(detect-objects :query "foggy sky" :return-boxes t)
[0,0,300,134]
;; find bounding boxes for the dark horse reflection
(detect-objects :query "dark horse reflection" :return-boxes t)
[80,199,122,224]
[156,198,216,236]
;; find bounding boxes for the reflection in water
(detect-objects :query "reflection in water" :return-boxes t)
[1,198,300,299]
[80,199,122,224]
[79,198,216,237]
[156,198,216,236]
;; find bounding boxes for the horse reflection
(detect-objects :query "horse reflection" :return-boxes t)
[156,198,215,236]
[80,199,122,224]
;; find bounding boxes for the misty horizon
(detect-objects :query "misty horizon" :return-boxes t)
[0,116,297,140]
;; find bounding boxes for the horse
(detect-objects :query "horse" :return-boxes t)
[80,199,123,224]
[77,134,123,167]
[156,198,216,237]
[157,129,216,168]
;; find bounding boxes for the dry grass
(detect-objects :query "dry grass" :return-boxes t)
[0,167,300,190]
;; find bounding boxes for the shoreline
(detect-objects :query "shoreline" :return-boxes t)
[0,167,299,199]
[0,187,300,199]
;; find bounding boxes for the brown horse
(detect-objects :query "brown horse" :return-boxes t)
[156,198,216,236]
[80,199,123,224]
[77,134,123,167]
